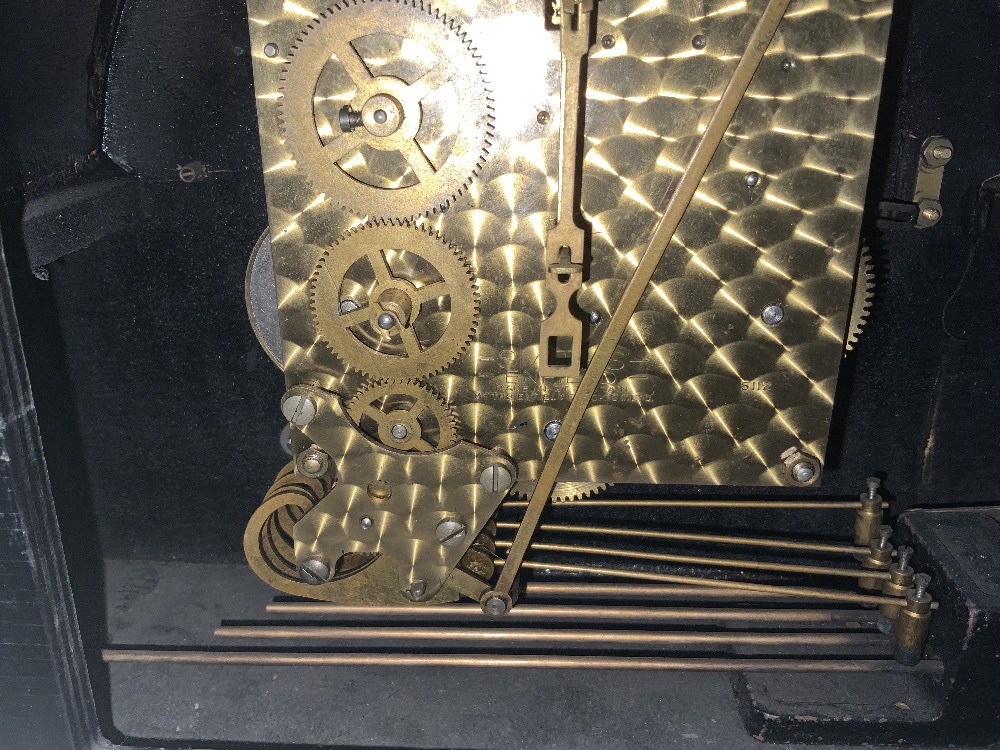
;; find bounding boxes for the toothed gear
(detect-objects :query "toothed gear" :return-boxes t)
[512,481,611,502]
[278,0,494,220]
[845,249,874,353]
[309,221,479,379]
[347,379,459,451]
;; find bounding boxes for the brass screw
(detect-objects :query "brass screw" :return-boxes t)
[921,205,942,223]
[895,545,914,571]
[876,524,893,550]
[913,572,931,600]
[866,476,881,501]
[932,146,952,161]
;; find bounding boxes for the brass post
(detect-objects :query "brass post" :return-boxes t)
[879,546,915,622]
[859,525,894,591]
[893,573,933,665]
[854,476,884,546]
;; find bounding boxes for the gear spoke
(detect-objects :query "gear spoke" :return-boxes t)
[411,280,448,305]
[330,35,374,87]
[310,223,478,379]
[346,380,459,452]
[397,323,424,356]
[321,130,361,163]
[278,0,493,219]
[400,139,438,184]
[366,248,395,286]
[339,304,371,328]
[362,403,386,423]
[407,61,450,101]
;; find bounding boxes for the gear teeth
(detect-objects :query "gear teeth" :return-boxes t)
[275,0,494,221]
[346,378,461,451]
[511,482,612,503]
[845,249,875,353]
[308,221,478,380]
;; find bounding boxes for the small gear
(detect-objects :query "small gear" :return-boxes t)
[278,0,494,220]
[310,221,479,379]
[512,481,610,502]
[845,248,875,353]
[347,380,459,452]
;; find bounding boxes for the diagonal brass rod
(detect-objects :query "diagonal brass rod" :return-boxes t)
[501,499,889,510]
[213,625,885,648]
[495,521,867,555]
[264,601,874,623]
[495,540,887,580]
[102,649,944,674]
[512,560,904,607]
[495,0,795,600]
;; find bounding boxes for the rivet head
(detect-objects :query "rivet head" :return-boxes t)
[543,420,562,441]
[745,171,761,188]
[791,461,816,484]
[359,515,374,530]
[601,34,616,49]
[589,310,602,325]
[780,57,796,71]
[537,111,551,125]
[761,303,784,326]
[390,423,409,440]
[482,593,511,616]
[407,580,427,599]
[377,312,396,330]
[367,480,392,502]
[263,43,279,58]
[920,206,942,223]
[297,446,330,478]
[692,34,707,50]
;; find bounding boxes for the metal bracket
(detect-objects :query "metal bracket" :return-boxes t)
[877,136,953,230]
[292,388,516,601]
[913,136,953,228]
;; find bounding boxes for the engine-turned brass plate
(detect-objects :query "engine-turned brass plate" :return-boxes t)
[247,0,895,488]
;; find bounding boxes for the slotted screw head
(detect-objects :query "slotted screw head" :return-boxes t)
[435,518,468,547]
[299,557,330,585]
[281,392,316,426]
[480,464,513,493]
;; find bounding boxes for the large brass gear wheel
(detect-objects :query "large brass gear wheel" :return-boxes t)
[346,379,459,452]
[309,221,479,379]
[278,0,494,220]
[845,248,875,353]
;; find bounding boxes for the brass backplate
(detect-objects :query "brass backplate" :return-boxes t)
[247,0,895,488]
